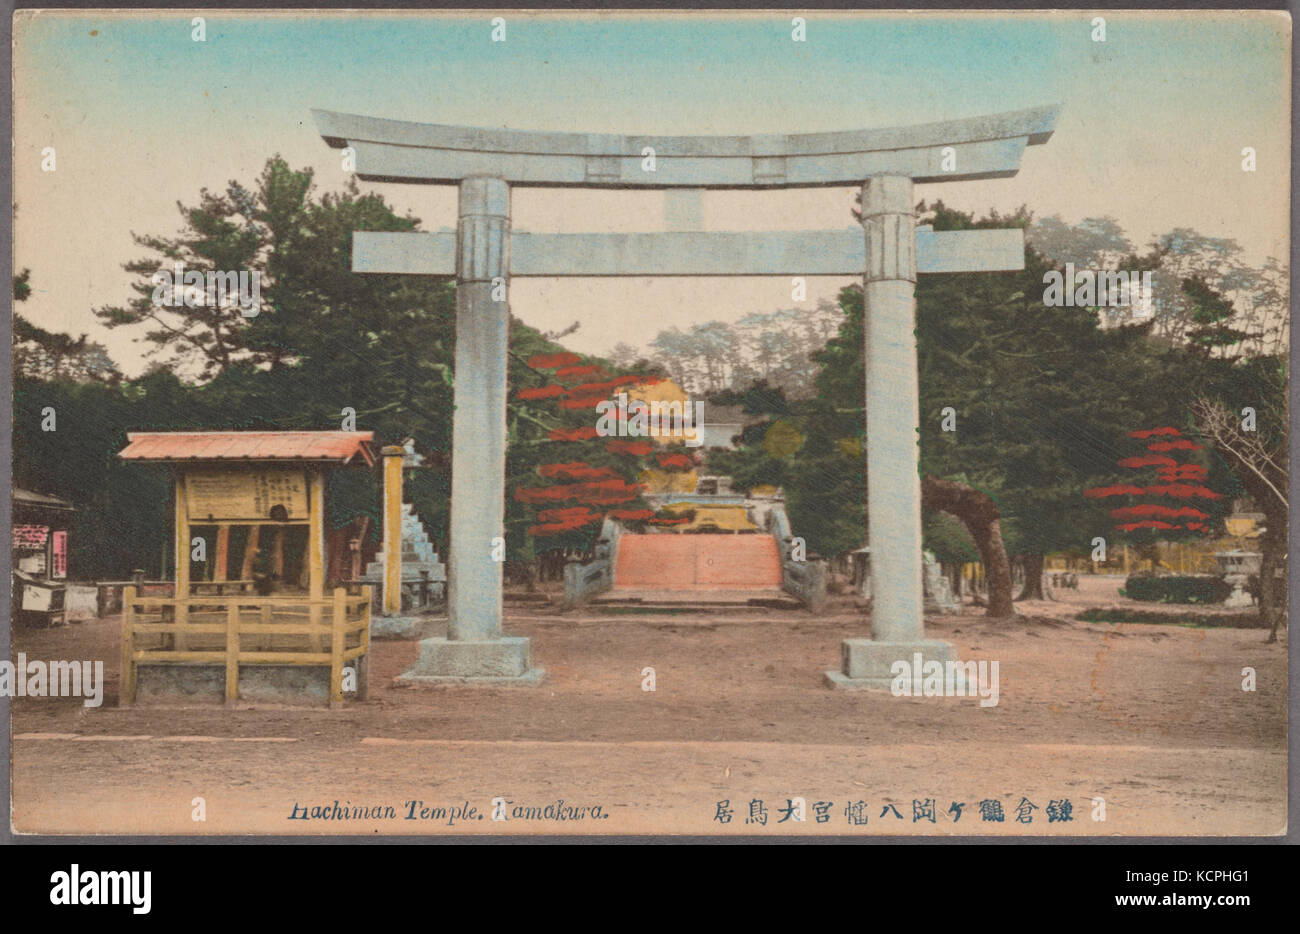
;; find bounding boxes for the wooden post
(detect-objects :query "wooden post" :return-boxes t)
[361,583,372,656]
[174,473,190,649]
[120,585,136,706]
[308,469,326,651]
[381,446,404,616]
[359,585,372,702]
[225,602,240,705]
[214,524,230,582]
[259,604,272,652]
[272,526,285,579]
[240,524,261,580]
[349,538,362,582]
[330,587,346,708]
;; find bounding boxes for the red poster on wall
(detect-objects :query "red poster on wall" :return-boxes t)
[51,530,67,579]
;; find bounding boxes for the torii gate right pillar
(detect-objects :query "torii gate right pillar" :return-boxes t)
[826,174,953,688]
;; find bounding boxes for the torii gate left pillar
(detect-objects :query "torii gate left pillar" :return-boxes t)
[401,176,544,685]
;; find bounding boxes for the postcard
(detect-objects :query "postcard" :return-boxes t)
[8,9,1290,840]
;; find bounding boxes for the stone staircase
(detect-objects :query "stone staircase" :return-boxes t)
[563,505,827,612]
[361,503,446,611]
[594,532,800,611]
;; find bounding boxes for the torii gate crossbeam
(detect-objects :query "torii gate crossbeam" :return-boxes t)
[315,105,1059,688]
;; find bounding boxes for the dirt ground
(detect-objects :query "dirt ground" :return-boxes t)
[8,585,1288,837]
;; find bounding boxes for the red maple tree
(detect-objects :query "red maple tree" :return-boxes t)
[1083,427,1223,535]
[512,353,696,539]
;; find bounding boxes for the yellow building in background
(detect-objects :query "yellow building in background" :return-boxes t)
[626,378,701,495]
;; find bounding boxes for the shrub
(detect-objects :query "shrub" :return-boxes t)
[1076,608,1264,629]
[1122,574,1233,605]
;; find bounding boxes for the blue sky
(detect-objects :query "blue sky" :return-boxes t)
[14,11,1291,375]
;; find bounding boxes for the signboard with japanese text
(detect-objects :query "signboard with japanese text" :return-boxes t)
[13,524,49,551]
[185,468,309,521]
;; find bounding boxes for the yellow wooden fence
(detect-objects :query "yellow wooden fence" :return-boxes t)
[120,585,371,708]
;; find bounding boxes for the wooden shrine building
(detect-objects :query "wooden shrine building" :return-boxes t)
[116,431,377,706]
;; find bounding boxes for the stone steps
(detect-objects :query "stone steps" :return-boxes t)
[592,588,802,612]
[361,503,446,614]
[613,534,784,590]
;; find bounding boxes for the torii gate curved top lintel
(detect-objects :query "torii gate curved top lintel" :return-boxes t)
[314,104,1058,188]
[319,104,1060,688]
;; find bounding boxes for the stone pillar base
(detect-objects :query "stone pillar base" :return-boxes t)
[397,636,544,686]
[824,638,954,690]
[370,615,426,639]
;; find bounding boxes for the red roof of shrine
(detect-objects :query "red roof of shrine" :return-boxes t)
[119,431,376,466]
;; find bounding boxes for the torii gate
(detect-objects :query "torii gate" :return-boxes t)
[314,104,1058,687]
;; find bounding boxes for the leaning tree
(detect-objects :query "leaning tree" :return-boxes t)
[1191,385,1288,642]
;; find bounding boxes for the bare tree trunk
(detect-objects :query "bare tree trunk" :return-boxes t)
[922,477,1016,618]
[1017,553,1046,600]
[1191,394,1288,642]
